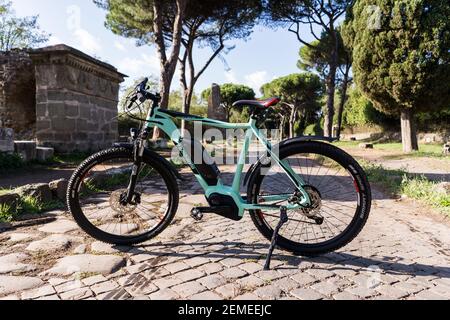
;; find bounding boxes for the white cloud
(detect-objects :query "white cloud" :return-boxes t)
[47,35,63,46]
[244,71,269,95]
[73,28,102,55]
[114,41,126,52]
[118,53,160,76]
[224,71,238,83]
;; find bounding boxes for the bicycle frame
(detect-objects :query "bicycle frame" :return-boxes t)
[144,107,312,217]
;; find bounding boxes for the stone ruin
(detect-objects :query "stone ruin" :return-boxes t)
[0,44,126,154]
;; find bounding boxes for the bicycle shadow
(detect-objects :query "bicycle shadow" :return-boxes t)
[178,171,388,201]
[125,240,450,280]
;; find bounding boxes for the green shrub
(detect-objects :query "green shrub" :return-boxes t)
[304,122,324,136]
[0,152,24,171]
[361,161,449,216]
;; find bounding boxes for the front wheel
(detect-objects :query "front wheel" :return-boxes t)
[247,141,371,256]
[67,147,179,246]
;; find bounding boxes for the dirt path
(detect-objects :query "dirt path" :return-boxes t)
[0,166,76,189]
[341,147,450,182]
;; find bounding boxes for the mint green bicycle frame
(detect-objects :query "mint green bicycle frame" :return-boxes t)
[145,107,312,217]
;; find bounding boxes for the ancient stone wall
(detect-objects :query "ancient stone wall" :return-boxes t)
[29,45,126,153]
[0,50,36,135]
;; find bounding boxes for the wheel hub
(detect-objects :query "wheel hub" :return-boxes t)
[299,185,322,218]
[110,189,140,216]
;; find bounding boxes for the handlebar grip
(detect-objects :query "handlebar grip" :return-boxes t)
[139,77,149,92]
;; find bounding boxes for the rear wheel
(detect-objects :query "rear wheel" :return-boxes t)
[247,141,371,256]
[67,147,179,245]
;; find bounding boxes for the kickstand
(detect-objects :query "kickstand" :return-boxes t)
[264,206,289,271]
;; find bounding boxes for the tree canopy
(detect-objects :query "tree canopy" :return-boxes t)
[202,83,255,120]
[267,0,355,138]
[344,0,450,151]
[0,0,49,51]
[261,73,323,137]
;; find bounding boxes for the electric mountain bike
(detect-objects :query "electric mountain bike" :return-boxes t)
[67,78,372,269]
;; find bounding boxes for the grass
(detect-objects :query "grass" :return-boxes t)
[361,161,450,216]
[334,141,447,159]
[0,193,65,223]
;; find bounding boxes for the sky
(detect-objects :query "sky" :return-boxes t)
[11,0,316,97]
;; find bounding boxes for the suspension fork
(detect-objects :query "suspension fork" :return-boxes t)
[125,130,149,204]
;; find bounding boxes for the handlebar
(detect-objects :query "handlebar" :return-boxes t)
[127,77,161,110]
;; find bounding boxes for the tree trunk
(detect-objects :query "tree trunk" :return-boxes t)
[181,88,193,135]
[336,71,350,140]
[151,0,187,140]
[400,109,419,153]
[324,28,339,138]
[289,108,298,139]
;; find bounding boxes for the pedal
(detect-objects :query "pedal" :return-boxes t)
[264,206,289,271]
[190,208,204,221]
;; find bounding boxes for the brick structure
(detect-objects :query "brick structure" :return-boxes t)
[28,45,126,152]
[0,45,126,153]
[0,50,36,134]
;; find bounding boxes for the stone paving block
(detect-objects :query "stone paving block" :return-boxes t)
[345,286,378,299]
[332,291,359,300]
[290,288,324,300]
[149,288,180,300]
[198,262,224,275]
[38,219,79,234]
[82,275,108,286]
[184,256,210,268]
[171,281,206,298]
[175,269,205,283]
[413,289,447,300]
[36,295,60,300]
[21,285,56,300]
[153,275,184,290]
[44,254,126,276]
[0,253,35,274]
[220,257,244,268]
[164,261,191,274]
[190,291,222,300]
[0,276,44,296]
[392,281,424,295]
[60,287,93,300]
[238,262,263,274]
[234,293,261,300]
[197,274,229,290]
[253,284,283,300]
[289,273,317,287]
[310,281,340,297]
[375,285,409,299]
[219,267,248,280]
[237,275,265,290]
[90,280,119,295]
[215,283,244,300]
[271,277,299,292]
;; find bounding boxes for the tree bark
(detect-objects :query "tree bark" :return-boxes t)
[289,107,298,139]
[336,66,350,140]
[152,0,187,140]
[400,109,419,153]
[324,26,339,138]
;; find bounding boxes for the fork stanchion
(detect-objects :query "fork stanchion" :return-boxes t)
[264,206,289,271]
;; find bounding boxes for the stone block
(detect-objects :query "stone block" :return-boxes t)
[0,193,21,211]
[36,120,51,131]
[49,178,68,200]
[0,128,14,153]
[36,147,54,162]
[14,141,37,161]
[52,118,76,132]
[18,183,53,203]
